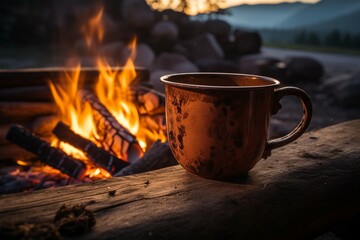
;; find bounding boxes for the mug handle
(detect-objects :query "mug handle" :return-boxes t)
[263,86,312,158]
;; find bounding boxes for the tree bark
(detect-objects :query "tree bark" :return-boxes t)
[0,120,359,240]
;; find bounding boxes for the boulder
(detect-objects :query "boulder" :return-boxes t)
[233,30,262,55]
[284,56,324,82]
[151,52,198,73]
[183,33,224,63]
[150,70,175,93]
[118,43,155,68]
[238,54,285,79]
[100,41,126,62]
[196,59,239,73]
[121,0,155,29]
[151,21,179,40]
[203,19,231,38]
[322,73,360,108]
[149,20,179,53]
[178,20,205,40]
[134,43,155,69]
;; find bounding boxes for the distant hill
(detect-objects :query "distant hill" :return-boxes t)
[278,0,360,30]
[221,2,309,29]
[307,9,360,34]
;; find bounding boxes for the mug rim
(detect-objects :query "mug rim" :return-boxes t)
[160,72,281,90]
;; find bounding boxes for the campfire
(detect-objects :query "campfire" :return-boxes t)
[0,8,175,194]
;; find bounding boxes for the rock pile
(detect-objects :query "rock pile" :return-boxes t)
[8,0,359,110]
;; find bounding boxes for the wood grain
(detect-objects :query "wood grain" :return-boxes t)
[0,120,359,240]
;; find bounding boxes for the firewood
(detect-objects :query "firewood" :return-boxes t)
[1,122,32,145]
[135,85,165,115]
[53,122,129,175]
[0,86,52,102]
[114,140,177,177]
[0,67,149,88]
[0,102,56,120]
[6,125,86,179]
[79,89,143,163]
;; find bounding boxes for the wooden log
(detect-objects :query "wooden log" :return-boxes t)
[0,86,52,102]
[80,89,143,163]
[0,102,56,120]
[0,120,359,240]
[53,122,129,175]
[6,125,86,179]
[0,67,149,88]
[115,140,177,177]
[135,85,165,115]
[1,123,32,145]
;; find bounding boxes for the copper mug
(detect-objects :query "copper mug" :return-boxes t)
[160,73,312,179]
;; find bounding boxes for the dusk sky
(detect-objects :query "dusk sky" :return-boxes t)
[226,0,320,7]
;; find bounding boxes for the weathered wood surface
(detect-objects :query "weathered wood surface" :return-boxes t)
[0,120,359,240]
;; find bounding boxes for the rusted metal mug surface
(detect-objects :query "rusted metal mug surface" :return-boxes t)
[160,73,312,179]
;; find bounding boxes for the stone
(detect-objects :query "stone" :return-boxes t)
[151,21,179,40]
[100,41,126,62]
[322,73,360,108]
[233,30,262,55]
[196,59,239,72]
[172,44,190,58]
[178,20,205,40]
[149,21,179,53]
[150,70,174,93]
[121,0,155,29]
[203,19,231,38]
[183,33,224,63]
[151,52,198,73]
[284,56,324,82]
[238,54,286,79]
[134,43,156,69]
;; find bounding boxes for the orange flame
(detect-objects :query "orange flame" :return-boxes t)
[82,8,104,48]
[48,8,166,179]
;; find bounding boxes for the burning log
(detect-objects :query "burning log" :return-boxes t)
[53,122,129,175]
[6,125,87,179]
[115,140,177,177]
[135,86,165,115]
[79,89,143,163]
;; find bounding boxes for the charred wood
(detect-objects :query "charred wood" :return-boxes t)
[115,140,177,177]
[80,89,143,163]
[6,125,86,179]
[53,122,129,176]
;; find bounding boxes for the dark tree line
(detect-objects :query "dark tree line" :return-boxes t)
[294,30,360,49]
